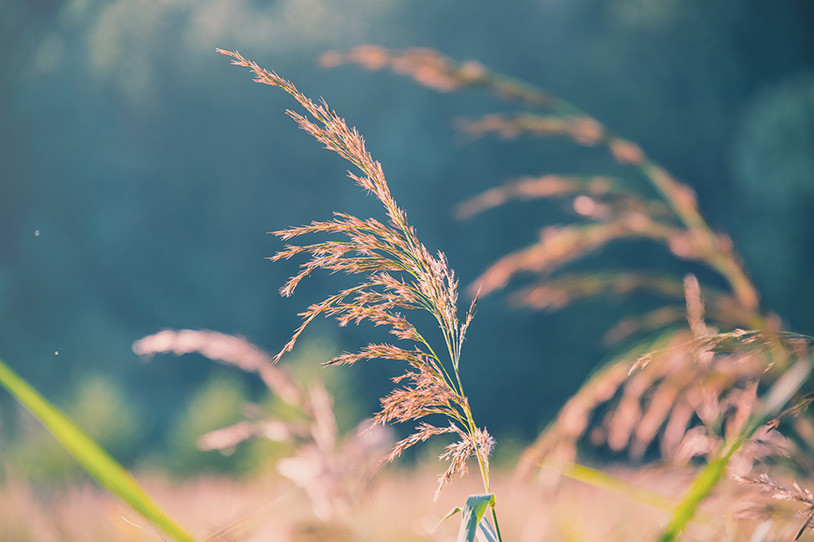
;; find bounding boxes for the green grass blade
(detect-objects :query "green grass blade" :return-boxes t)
[0,356,196,542]
[658,441,740,542]
[435,506,463,531]
[659,358,812,542]
[546,461,674,511]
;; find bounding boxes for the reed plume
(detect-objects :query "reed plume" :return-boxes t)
[741,473,814,540]
[323,46,814,539]
[217,50,496,509]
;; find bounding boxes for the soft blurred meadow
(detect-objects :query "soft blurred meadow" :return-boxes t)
[2,1,814,540]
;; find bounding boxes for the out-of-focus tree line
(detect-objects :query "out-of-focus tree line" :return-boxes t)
[1,0,813,475]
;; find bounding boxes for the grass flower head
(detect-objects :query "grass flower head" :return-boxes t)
[219,49,493,500]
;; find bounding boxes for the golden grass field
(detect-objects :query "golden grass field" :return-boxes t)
[1,462,808,541]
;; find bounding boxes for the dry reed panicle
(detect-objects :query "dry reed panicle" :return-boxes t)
[133,329,392,524]
[133,328,302,405]
[320,46,553,107]
[217,49,494,500]
[517,326,811,477]
[740,473,814,539]
[512,269,813,478]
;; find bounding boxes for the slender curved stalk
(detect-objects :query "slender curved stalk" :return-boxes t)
[486,75,763,320]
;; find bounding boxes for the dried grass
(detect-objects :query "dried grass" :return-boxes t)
[133,328,391,524]
[5,464,813,541]
[217,50,496,508]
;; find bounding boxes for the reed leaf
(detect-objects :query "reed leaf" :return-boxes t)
[456,493,496,542]
[0,356,195,542]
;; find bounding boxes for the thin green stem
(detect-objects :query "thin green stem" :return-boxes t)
[659,439,741,542]
[490,505,504,542]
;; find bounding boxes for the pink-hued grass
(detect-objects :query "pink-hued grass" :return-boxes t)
[3,464,813,541]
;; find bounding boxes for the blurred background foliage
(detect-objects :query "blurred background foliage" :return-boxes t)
[1,0,813,479]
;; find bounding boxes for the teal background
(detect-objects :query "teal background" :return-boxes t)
[2,0,813,466]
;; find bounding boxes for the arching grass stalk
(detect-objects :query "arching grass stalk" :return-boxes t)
[321,47,765,327]
[219,49,502,539]
[462,71,763,325]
